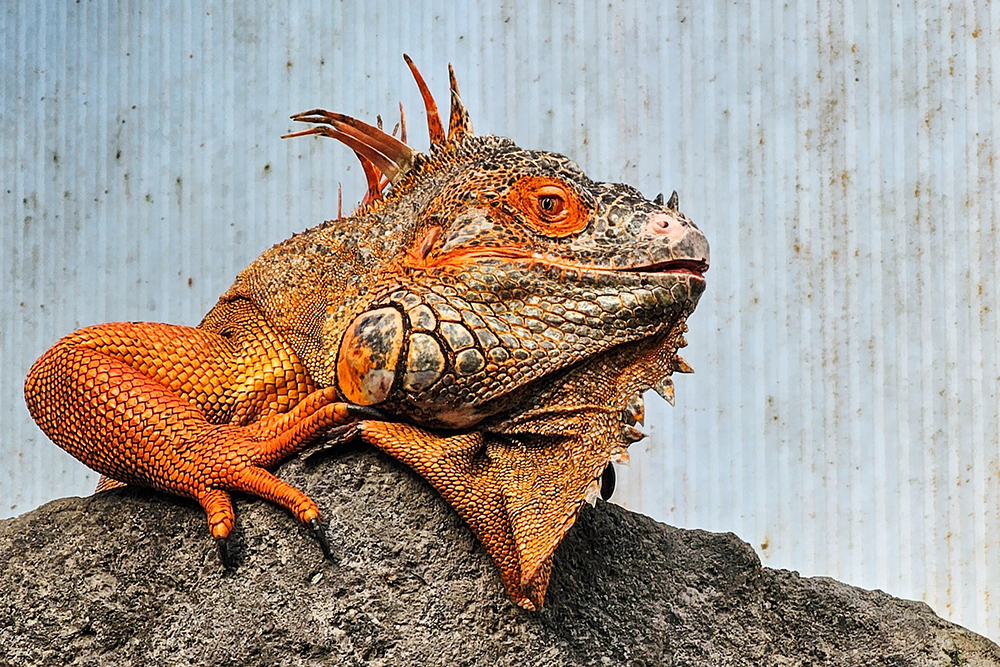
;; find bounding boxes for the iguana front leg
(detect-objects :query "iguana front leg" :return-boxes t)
[23,305,366,560]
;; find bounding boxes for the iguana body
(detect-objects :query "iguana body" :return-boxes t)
[24,58,709,610]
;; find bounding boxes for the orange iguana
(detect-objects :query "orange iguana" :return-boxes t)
[24,56,709,610]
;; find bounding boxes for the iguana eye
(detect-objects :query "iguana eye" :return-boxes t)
[509,177,589,237]
[536,192,565,218]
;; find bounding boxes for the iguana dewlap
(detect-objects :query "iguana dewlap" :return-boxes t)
[24,57,709,610]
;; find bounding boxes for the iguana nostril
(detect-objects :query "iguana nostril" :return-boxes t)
[640,212,686,241]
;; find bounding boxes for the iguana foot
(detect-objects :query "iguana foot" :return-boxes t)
[210,504,328,567]
[175,388,374,562]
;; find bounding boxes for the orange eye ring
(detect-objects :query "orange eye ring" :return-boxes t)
[508,177,589,237]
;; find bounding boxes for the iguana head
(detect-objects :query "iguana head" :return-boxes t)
[287,59,709,428]
[284,57,709,609]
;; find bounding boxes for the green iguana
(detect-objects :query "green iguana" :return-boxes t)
[24,56,709,610]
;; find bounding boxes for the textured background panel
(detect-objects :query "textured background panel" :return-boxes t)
[1,0,997,642]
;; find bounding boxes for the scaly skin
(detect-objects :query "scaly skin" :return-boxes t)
[24,300,376,555]
[24,57,709,609]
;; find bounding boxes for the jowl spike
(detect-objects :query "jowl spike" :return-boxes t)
[653,376,676,406]
[625,393,645,426]
[673,356,695,374]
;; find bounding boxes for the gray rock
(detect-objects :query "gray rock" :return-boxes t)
[1,444,997,666]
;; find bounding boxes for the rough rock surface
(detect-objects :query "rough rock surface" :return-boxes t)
[1,443,997,667]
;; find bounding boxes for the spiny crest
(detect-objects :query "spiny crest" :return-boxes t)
[283,110,417,184]
[283,55,475,211]
[446,63,473,143]
[652,190,680,211]
[403,54,445,146]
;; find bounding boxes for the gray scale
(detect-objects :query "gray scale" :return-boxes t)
[454,348,486,376]
[433,303,463,322]
[403,332,446,392]
[473,327,499,349]
[439,322,476,351]
[407,304,437,332]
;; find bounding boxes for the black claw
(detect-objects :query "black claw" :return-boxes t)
[346,405,388,421]
[217,537,234,568]
[309,518,333,560]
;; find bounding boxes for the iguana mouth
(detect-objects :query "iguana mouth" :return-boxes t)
[420,246,709,279]
[630,259,709,277]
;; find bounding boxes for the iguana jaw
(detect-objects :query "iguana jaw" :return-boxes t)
[333,236,706,429]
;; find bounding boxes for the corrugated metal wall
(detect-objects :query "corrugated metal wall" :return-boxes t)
[2,0,997,642]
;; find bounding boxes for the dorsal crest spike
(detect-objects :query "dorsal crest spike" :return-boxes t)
[403,54,446,147]
[666,190,679,211]
[354,151,385,206]
[398,101,407,144]
[283,109,419,184]
[447,63,473,143]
